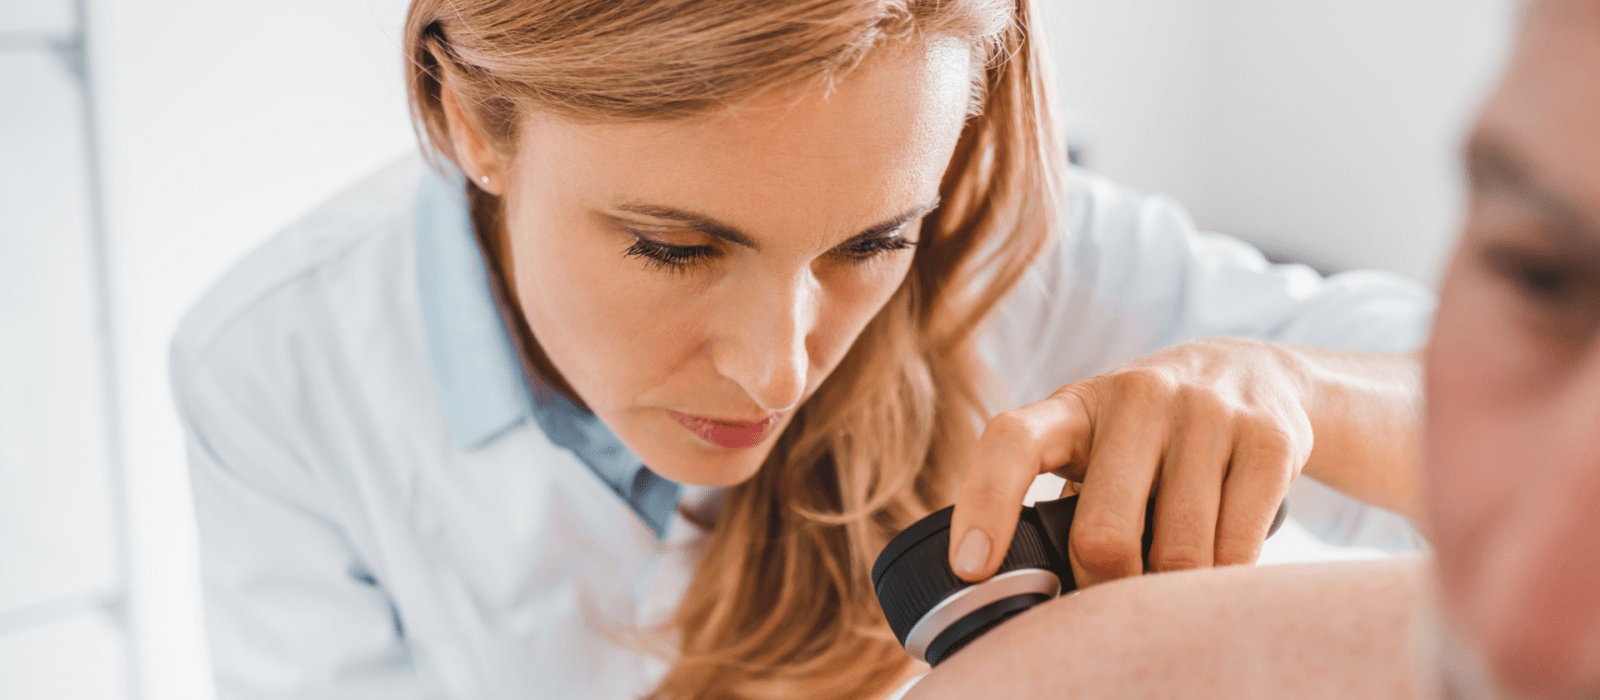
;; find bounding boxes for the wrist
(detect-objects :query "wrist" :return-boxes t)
[1282,345,1426,518]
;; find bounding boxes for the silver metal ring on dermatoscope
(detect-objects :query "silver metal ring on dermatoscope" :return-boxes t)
[902,568,1062,665]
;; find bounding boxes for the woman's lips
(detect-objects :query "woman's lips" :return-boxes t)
[665,410,782,449]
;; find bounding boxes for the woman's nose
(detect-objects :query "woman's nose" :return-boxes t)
[711,271,818,413]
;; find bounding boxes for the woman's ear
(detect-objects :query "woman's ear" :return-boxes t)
[440,80,507,195]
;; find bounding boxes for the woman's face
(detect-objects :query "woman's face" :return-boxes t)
[494,40,974,487]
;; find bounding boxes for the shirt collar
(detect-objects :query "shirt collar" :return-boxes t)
[412,165,680,538]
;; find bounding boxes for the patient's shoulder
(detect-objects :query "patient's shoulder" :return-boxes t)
[908,558,1428,700]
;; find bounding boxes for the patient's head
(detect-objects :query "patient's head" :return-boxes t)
[1423,1,1600,697]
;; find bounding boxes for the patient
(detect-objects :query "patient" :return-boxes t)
[910,1,1600,697]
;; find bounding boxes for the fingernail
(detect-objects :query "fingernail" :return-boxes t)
[954,529,991,577]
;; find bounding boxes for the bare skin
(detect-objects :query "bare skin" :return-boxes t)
[909,557,1428,699]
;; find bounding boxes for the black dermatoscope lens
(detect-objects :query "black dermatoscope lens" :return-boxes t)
[871,495,1289,667]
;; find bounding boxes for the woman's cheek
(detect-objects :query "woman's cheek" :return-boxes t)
[812,259,912,362]
[510,232,676,399]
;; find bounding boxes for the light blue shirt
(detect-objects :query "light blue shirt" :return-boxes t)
[173,155,1433,699]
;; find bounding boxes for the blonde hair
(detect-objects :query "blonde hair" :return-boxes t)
[405,1,1061,697]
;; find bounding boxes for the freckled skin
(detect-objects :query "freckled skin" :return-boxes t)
[488,40,974,487]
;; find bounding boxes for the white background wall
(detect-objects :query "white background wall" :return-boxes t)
[1042,0,1518,282]
[2,1,133,698]
[86,1,418,697]
[1,2,1517,698]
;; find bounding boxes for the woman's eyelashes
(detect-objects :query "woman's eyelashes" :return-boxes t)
[623,229,918,272]
[624,235,716,271]
[839,234,917,260]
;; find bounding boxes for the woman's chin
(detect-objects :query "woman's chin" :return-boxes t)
[644,442,774,487]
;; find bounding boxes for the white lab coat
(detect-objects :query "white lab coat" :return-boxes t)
[172,155,1432,699]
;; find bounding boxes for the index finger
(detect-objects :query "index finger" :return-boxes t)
[948,394,1091,581]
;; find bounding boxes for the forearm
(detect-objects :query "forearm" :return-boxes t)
[1287,346,1426,520]
[907,557,1428,700]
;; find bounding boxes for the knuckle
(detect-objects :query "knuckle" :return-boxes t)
[1046,389,1090,420]
[984,410,1043,446]
[1056,382,1103,416]
[1237,417,1298,456]
[1179,387,1235,423]
[1214,534,1264,566]
[1244,413,1291,441]
[1116,367,1177,401]
[1241,404,1312,443]
[1228,425,1305,473]
[1172,380,1213,406]
[1149,542,1210,572]
[1070,521,1141,573]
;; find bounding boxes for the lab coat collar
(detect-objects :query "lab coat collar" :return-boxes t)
[411,165,680,538]
[412,166,530,450]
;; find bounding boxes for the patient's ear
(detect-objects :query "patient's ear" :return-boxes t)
[440,80,506,196]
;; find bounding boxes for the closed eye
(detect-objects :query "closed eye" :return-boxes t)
[836,233,918,261]
[624,235,717,272]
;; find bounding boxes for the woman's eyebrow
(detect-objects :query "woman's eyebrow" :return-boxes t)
[608,199,942,251]
[611,203,757,248]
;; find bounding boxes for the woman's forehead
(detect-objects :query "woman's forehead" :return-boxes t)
[522,37,974,149]
[514,39,972,237]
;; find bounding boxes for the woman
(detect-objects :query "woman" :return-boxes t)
[173,0,1431,698]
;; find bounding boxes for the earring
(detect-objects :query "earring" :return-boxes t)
[480,174,491,186]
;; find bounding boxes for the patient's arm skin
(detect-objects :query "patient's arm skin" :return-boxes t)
[906,557,1428,700]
